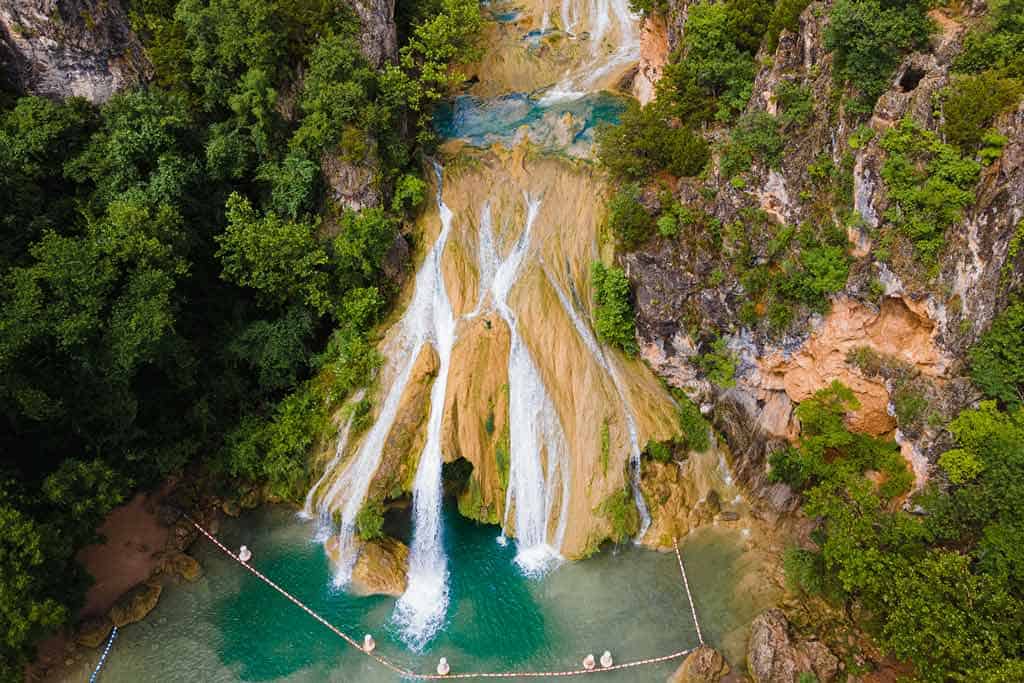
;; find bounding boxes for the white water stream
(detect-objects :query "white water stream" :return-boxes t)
[543,265,652,539]
[391,170,458,651]
[475,200,572,576]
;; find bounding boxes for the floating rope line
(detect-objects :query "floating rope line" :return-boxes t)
[188,516,703,679]
[673,537,704,646]
[88,625,118,683]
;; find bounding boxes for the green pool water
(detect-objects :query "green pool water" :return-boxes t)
[68,505,771,682]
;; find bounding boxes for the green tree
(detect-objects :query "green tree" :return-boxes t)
[216,192,329,311]
[970,302,1024,408]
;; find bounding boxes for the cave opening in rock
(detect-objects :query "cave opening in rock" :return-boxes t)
[442,457,474,499]
[899,66,925,92]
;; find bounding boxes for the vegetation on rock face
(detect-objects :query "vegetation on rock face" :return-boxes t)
[878,118,981,269]
[824,0,933,113]
[777,327,1024,681]
[598,487,640,544]
[969,300,1024,409]
[0,0,481,674]
[591,261,639,355]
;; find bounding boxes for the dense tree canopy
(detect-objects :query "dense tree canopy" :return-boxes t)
[0,0,480,674]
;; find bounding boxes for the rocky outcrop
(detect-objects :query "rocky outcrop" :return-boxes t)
[747,609,839,683]
[633,15,669,106]
[108,582,162,628]
[348,0,397,68]
[668,646,730,683]
[348,538,409,597]
[75,616,113,649]
[321,142,383,212]
[0,0,149,102]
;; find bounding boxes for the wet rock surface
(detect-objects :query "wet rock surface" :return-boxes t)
[668,645,730,683]
[349,538,410,597]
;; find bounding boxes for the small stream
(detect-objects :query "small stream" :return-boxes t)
[63,505,772,682]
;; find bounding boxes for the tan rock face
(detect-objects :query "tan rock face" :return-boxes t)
[443,315,511,524]
[75,616,113,649]
[365,344,439,503]
[747,609,839,683]
[633,16,669,105]
[668,645,730,683]
[641,444,748,547]
[757,296,945,436]
[348,538,410,597]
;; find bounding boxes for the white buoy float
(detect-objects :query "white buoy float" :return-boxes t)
[238,545,252,562]
[583,654,596,670]
[600,651,613,668]
[437,657,450,676]
[363,634,375,652]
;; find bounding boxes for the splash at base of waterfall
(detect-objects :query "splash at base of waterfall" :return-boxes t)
[390,563,451,651]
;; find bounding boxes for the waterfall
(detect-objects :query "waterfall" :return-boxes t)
[543,266,651,540]
[391,170,458,650]
[476,199,571,576]
[300,388,365,538]
[307,164,457,588]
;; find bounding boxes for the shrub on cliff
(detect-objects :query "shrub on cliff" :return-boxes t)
[778,380,1024,680]
[596,101,708,181]
[970,301,1024,409]
[591,262,639,355]
[941,72,1022,155]
[825,0,933,113]
[879,118,981,269]
[605,184,656,248]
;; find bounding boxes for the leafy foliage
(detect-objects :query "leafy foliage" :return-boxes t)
[969,301,1024,409]
[879,118,981,268]
[777,377,1024,680]
[696,337,737,388]
[596,101,708,181]
[765,0,812,54]
[720,111,784,178]
[605,184,655,249]
[591,262,638,355]
[824,0,933,113]
[941,72,1022,155]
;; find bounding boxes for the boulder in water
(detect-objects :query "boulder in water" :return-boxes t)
[108,582,162,627]
[349,538,410,597]
[668,646,729,683]
[163,552,203,582]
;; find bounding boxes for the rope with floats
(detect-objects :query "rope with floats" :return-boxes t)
[187,516,704,679]
[88,625,118,683]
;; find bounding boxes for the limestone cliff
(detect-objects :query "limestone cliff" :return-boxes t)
[0,0,149,101]
[627,0,1023,519]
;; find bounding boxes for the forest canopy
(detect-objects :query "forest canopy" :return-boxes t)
[0,0,480,676]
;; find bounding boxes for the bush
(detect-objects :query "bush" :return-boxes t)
[591,262,639,355]
[696,337,737,388]
[969,302,1024,408]
[879,118,981,267]
[720,112,784,178]
[599,487,640,543]
[765,0,813,53]
[954,0,1024,79]
[675,390,711,452]
[941,72,1022,154]
[356,500,385,540]
[645,439,673,463]
[605,184,655,248]
[775,80,814,128]
[596,101,708,181]
[825,0,933,112]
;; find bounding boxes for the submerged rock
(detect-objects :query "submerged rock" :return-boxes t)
[163,552,203,582]
[108,582,162,627]
[349,538,410,597]
[668,645,729,683]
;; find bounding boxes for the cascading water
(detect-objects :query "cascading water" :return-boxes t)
[540,0,640,103]
[543,266,652,539]
[310,164,457,588]
[475,200,571,576]
[391,170,458,651]
[300,388,365,536]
